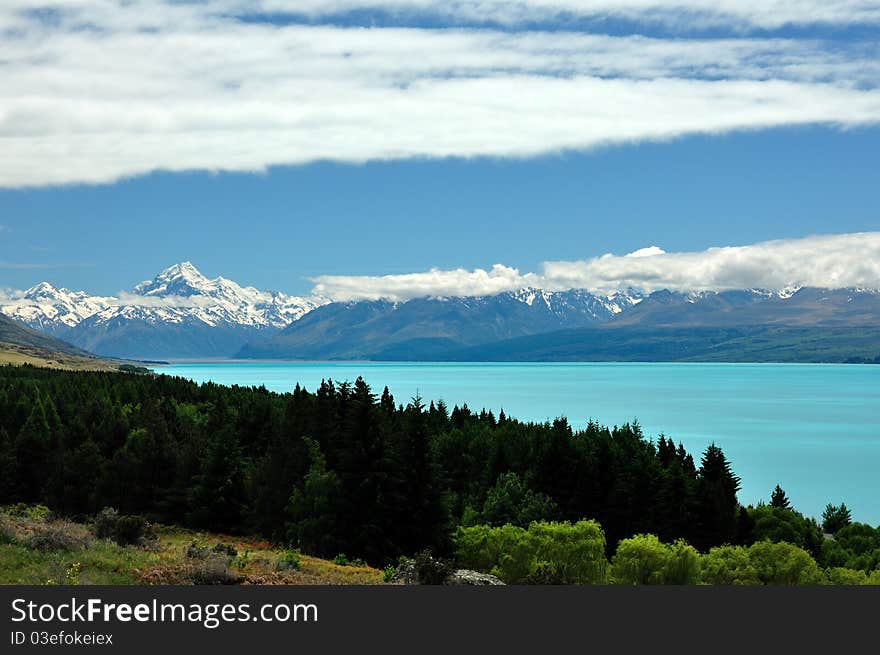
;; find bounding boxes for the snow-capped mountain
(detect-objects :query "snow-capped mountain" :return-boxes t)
[120,261,324,329]
[509,287,643,317]
[0,283,114,336]
[3,263,878,361]
[0,262,328,358]
[238,287,647,360]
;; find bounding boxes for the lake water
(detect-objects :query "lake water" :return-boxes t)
[159,361,880,525]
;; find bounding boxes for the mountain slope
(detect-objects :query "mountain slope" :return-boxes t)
[612,288,880,328]
[0,314,92,357]
[238,286,880,362]
[238,289,641,359]
[0,314,124,370]
[444,325,880,363]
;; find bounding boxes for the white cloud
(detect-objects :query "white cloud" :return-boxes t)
[625,246,666,258]
[312,264,541,302]
[0,2,879,187]
[310,232,880,300]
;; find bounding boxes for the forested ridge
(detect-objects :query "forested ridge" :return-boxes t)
[1,365,877,583]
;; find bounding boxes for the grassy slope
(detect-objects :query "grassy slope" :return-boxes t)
[0,314,129,371]
[0,515,383,586]
[0,315,90,357]
[0,343,125,372]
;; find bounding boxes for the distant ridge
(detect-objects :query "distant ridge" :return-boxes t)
[4,264,880,362]
[237,287,880,362]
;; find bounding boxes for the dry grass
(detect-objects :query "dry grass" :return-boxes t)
[153,527,384,585]
[0,343,121,371]
[0,513,384,586]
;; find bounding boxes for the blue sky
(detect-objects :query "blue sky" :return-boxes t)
[1,1,879,297]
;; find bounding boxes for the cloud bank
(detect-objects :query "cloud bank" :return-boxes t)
[311,232,880,300]
[1,1,879,186]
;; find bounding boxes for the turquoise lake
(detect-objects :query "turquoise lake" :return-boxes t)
[159,362,880,525]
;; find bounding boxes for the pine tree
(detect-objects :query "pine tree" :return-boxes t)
[287,438,345,557]
[0,427,17,503]
[13,396,52,501]
[694,443,741,550]
[189,423,247,533]
[821,503,852,534]
[770,484,791,509]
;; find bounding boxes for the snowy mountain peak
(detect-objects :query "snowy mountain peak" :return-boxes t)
[134,261,215,297]
[777,285,803,299]
[24,281,62,300]
[2,263,329,337]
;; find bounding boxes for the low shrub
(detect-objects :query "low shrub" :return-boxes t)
[93,508,119,540]
[826,567,868,585]
[383,565,396,583]
[0,515,17,544]
[27,520,91,552]
[5,504,53,521]
[185,539,210,559]
[114,515,148,546]
[277,548,301,571]
[612,534,672,585]
[212,542,238,558]
[748,541,827,585]
[413,549,454,585]
[701,545,759,585]
[455,520,608,584]
[233,548,251,569]
[333,554,349,566]
[93,508,151,546]
[187,554,239,585]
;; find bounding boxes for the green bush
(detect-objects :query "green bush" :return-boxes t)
[664,539,702,585]
[113,515,148,546]
[527,521,607,584]
[701,545,759,585]
[25,505,53,521]
[383,565,396,583]
[93,508,150,546]
[5,504,53,521]
[93,508,119,541]
[277,548,301,571]
[747,541,826,585]
[612,534,672,585]
[333,553,349,566]
[826,567,868,585]
[455,520,607,584]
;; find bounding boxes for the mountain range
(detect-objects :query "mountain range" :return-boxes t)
[0,262,325,359]
[2,262,879,362]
